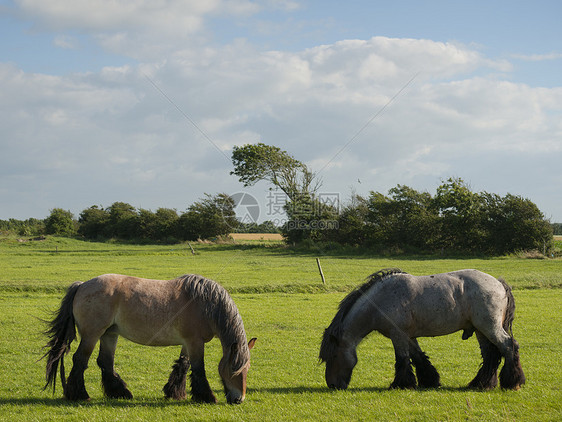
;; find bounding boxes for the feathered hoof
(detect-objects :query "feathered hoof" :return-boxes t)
[389,379,417,390]
[64,387,90,401]
[191,391,218,404]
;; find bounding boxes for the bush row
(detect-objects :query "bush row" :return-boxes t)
[1,193,237,242]
[1,178,557,255]
[282,178,554,255]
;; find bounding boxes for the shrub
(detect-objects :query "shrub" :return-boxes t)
[44,208,76,236]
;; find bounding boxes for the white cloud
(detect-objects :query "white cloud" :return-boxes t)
[17,0,217,31]
[53,34,79,49]
[1,31,561,220]
[15,0,259,59]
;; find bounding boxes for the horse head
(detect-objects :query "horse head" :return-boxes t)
[322,334,357,390]
[219,337,257,404]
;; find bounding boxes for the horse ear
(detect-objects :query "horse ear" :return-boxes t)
[248,338,257,350]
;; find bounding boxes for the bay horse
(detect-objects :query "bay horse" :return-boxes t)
[319,269,525,391]
[43,274,256,404]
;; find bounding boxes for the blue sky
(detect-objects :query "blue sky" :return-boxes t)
[1,0,561,223]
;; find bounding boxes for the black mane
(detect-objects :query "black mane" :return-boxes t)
[319,268,406,362]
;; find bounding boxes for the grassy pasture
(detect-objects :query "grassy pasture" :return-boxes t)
[1,236,560,292]
[0,236,561,421]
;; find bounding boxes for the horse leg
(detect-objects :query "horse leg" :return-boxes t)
[97,332,133,399]
[498,337,526,390]
[471,321,525,391]
[163,347,190,400]
[468,331,501,390]
[187,341,217,403]
[65,338,96,400]
[390,336,416,389]
[409,339,440,388]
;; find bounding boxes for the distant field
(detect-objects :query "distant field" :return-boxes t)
[230,233,283,241]
[554,235,562,241]
[1,236,561,292]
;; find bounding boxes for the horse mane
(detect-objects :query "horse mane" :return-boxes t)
[178,274,250,373]
[319,268,406,363]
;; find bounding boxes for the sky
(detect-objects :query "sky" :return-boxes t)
[1,0,561,224]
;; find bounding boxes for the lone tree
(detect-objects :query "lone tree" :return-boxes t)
[231,143,337,243]
[231,143,319,201]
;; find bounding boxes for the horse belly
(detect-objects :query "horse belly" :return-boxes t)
[114,317,185,346]
[410,309,467,337]
[409,291,470,337]
[112,300,193,347]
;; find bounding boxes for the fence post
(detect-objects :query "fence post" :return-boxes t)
[316,258,326,284]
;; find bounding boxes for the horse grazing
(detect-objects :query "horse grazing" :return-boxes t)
[43,274,256,404]
[319,269,525,391]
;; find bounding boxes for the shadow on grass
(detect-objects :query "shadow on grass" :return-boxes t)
[0,395,245,408]
[251,385,386,394]
[0,385,488,409]
[249,385,479,394]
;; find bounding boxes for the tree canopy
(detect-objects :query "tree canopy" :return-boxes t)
[44,208,75,236]
[231,142,336,243]
[231,143,318,200]
[332,178,553,255]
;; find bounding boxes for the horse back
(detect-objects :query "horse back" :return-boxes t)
[72,274,213,346]
[367,270,508,338]
[409,270,508,337]
[442,270,508,305]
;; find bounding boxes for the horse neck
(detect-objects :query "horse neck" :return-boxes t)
[217,321,247,350]
[342,293,378,348]
[216,313,250,371]
[214,308,248,351]
[186,275,247,350]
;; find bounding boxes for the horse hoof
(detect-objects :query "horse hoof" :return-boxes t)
[165,393,187,401]
[191,394,218,404]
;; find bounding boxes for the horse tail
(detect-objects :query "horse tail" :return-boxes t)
[42,281,82,394]
[498,277,515,337]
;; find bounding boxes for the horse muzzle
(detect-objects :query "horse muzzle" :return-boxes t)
[328,379,349,390]
[226,392,245,405]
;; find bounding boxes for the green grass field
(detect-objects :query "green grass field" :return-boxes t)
[0,237,561,421]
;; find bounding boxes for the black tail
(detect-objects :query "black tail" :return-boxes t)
[498,277,515,336]
[42,281,82,394]
[497,278,526,389]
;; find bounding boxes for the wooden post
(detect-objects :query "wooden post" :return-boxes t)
[188,242,195,255]
[316,258,326,284]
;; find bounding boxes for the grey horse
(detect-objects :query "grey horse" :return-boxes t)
[320,269,525,391]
